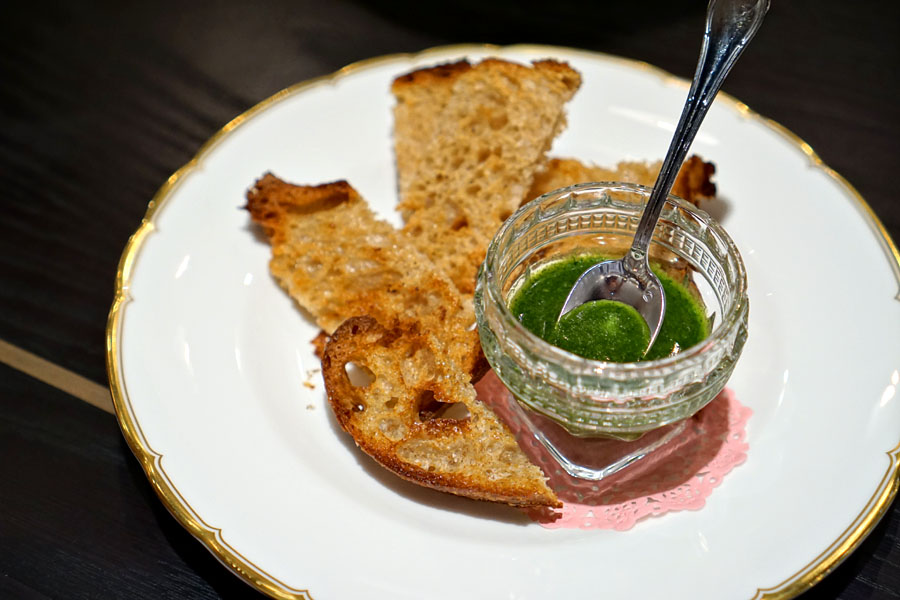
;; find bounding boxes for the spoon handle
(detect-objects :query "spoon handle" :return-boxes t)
[627,0,768,263]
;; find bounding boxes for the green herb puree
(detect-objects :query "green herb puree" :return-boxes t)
[509,255,709,362]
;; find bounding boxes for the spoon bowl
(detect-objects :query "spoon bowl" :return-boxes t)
[559,250,666,350]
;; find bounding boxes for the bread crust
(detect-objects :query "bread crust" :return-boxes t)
[390,59,472,90]
[246,174,354,242]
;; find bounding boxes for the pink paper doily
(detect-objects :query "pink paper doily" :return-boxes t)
[475,372,752,531]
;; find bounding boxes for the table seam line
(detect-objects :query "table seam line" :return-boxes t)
[0,337,114,414]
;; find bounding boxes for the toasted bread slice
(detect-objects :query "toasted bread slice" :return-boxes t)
[528,155,716,206]
[246,174,466,330]
[246,174,484,375]
[322,316,559,507]
[393,58,581,294]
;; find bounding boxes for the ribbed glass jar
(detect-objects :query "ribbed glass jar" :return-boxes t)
[475,182,749,438]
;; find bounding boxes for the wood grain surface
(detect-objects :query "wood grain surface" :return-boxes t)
[1,0,898,598]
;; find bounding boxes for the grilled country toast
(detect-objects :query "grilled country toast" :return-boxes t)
[393,59,581,294]
[322,316,559,507]
[246,174,484,376]
[246,175,459,333]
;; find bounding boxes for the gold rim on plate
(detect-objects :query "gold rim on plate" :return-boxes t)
[105,43,900,600]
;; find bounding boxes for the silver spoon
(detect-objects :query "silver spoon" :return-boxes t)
[558,0,768,354]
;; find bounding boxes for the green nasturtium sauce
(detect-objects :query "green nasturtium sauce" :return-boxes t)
[509,255,709,362]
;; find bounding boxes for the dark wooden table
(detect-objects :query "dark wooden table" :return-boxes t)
[2,1,898,598]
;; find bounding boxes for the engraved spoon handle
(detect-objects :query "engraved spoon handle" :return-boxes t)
[626,0,769,268]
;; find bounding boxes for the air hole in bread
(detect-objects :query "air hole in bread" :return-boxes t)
[438,402,471,420]
[344,362,375,387]
[450,216,469,231]
[417,390,470,422]
[498,209,512,222]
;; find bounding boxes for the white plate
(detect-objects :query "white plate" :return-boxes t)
[107,45,900,600]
